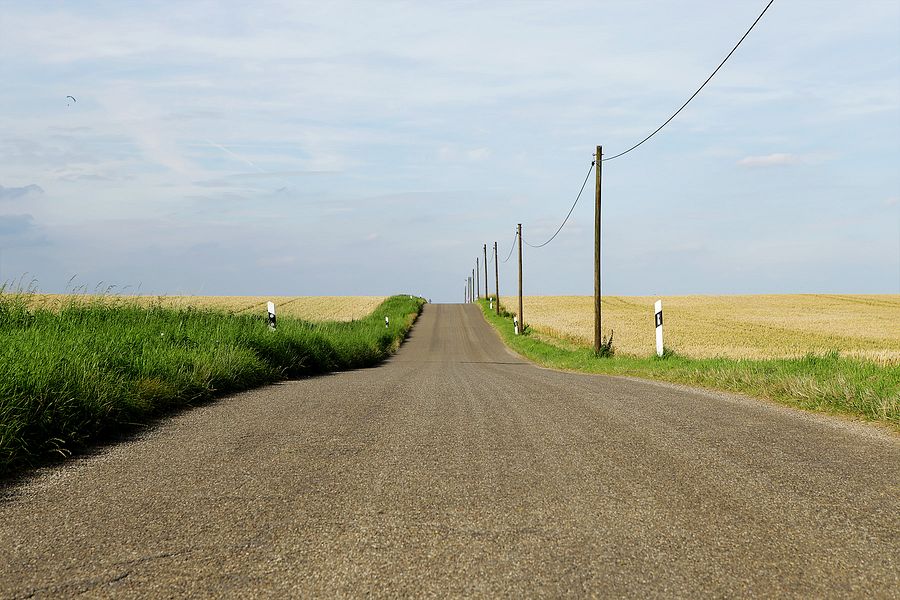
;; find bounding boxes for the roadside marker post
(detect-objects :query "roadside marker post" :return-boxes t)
[514,315,519,335]
[267,301,276,330]
[385,316,389,328]
[654,300,663,356]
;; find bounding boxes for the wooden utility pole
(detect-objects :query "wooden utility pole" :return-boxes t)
[517,223,524,331]
[594,145,603,354]
[476,258,480,299]
[471,269,475,302]
[483,244,489,302]
[493,241,500,315]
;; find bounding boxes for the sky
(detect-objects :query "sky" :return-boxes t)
[1,0,898,302]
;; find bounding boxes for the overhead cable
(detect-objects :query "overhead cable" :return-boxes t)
[500,230,518,263]
[523,162,595,248]
[603,0,775,162]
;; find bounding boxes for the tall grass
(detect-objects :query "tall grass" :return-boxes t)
[480,299,899,428]
[0,292,424,476]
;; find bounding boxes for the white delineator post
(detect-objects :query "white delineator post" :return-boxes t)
[385,316,389,328]
[267,301,276,330]
[514,315,519,335]
[654,299,663,357]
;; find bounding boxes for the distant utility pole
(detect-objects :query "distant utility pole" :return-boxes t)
[493,241,500,315]
[483,244,489,302]
[471,269,475,302]
[476,258,480,299]
[517,223,524,331]
[594,145,603,354]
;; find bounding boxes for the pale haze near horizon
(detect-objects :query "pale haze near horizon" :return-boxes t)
[0,0,898,302]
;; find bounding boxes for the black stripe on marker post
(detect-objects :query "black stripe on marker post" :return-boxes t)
[267,301,276,330]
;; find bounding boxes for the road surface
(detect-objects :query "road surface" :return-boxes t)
[1,304,898,598]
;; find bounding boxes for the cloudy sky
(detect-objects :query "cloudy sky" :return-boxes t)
[1,0,898,300]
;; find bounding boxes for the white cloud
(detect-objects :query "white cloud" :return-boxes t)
[256,255,297,268]
[466,148,491,161]
[0,184,43,201]
[737,153,805,167]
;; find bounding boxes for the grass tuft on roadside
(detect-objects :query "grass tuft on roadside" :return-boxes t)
[0,292,425,476]
[479,299,899,429]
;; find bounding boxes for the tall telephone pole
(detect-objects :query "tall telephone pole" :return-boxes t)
[594,145,603,354]
[493,241,500,315]
[471,269,475,302]
[476,258,480,299]
[483,244,489,302]
[517,223,524,331]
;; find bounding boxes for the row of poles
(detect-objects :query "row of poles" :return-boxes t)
[465,145,606,354]
[458,3,777,353]
[463,234,517,320]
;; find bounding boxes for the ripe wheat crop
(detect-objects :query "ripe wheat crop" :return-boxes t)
[27,295,387,322]
[500,294,900,363]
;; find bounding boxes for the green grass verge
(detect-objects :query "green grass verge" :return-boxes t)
[0,293,425,476]
[479,299,899,429]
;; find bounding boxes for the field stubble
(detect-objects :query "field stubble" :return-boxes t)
[501,294,900,364]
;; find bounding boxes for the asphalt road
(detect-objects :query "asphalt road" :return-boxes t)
[1,304,898,598]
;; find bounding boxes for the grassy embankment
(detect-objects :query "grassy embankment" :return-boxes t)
[0,293,424,476]
[479,299,899,429]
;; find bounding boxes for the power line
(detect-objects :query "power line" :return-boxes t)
[523,162,595,248]
[603,0,775,162]
[500,230,518,263]
[482,0,775,282]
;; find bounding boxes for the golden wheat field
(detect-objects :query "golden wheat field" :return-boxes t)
[26,295,387,322]
[499,294,900,363]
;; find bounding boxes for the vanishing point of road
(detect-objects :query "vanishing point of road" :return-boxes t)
[2,304,898,598]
